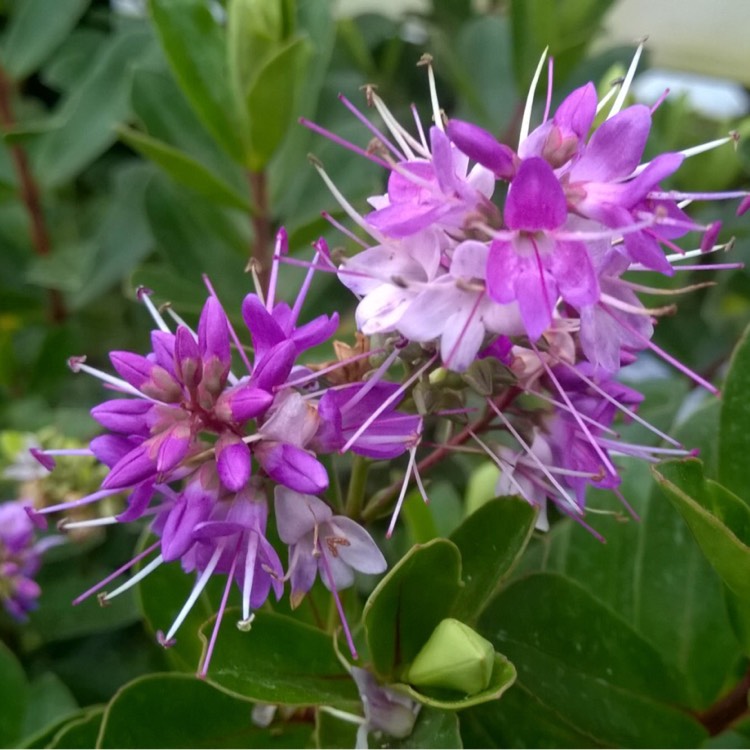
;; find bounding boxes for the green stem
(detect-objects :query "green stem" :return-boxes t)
[344,455,369,520]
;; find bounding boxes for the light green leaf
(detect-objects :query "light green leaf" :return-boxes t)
[199,611,360,708]
[719,322,750,504]
[653,458,750,600]
[118,126,251,210]
[32,30,155,187]
[449,497,537,623]
[363,539,462,680]
[97,673,312,748]
[478,573,707,747]
[244,37,312,169]
[19,673,78,745]
[1,0,89,80]
[148,0,245,161]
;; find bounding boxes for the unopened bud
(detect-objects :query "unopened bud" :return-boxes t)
[404,618,494,695]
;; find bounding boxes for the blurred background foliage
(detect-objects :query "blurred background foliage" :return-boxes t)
[0,0,749,747]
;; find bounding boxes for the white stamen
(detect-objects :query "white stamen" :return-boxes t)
[595,82,620,115]
[103,554,164,601]
[138,289,171,333]
[608,40,645,118]
[73,361,157,401]
[165,544,223,642]
[371,93,420,159]
[242,532,259,622]
[387,446,418,537]
[519,47,549,145]
[425,59,443,132]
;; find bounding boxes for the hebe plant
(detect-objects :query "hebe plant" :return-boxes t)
[1,0,750,748]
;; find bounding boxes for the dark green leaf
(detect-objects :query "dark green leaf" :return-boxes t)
[450,497,536,623]
[314,708,359,749]
[149,0,245,161]
[363,539,462,680]
[98,673,312,748]
[1,0,88,80]
[719,322,750,503]
[118,126,251,210]
[0,640,29,748]
[32,30,155,187]
[396,708,461,749]
[200,611,360,708]
[478,573,707,747]
[47,707,105,750]
[653,459,750,600]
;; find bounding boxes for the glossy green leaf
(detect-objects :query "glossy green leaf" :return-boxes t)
[478,573,707,747]
[244,37,312,169]
[515,448,742,711]
[0,640,28,748]
[461,682,599,748]
[395,708,462,749]
[719,322,750,504]
[314,709,359,749]
[200,611,360,708]
[1,0,88,80]
[363,539,462,681]
[32,30,155,187]
[97,673,311,748]
[47,708,105,750]
[653,458,750,600]
[149,0,245,161]
[118,126,250,210]
[450,497,536,623]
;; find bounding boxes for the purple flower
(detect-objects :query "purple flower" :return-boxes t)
[0,500,55,620]
[274,488,386,608]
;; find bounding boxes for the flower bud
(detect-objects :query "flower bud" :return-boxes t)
[404,618,494,695]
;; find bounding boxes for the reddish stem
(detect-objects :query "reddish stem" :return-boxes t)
[696,667,750,736]
[0,66,66,322]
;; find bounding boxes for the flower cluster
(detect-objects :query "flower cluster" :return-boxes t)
[0,499,55,620]
[306,46,746,528]
[28,232,421,674]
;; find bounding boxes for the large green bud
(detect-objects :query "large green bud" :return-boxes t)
[404,618,494,695]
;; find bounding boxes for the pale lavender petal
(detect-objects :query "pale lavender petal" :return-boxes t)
[440,307,486,371]
[356,284,413,335]
[486,240,521,304]
[450,240,489,280]
[330,517,387,574]
[274,487,332,544]
[548,240,600,307]
[430,126,458,195]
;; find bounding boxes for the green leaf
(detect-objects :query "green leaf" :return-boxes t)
[478,573,707,747]
[449,497,536,623]
[394,708,461,749]
[719,322,750,504]
[1,0,89,80]
[515,453,742,711]
[47,708,105,750]
[129,68,245,193]
[20,673,78,745]
[244,37,312,169]
[363,539,462,680]
[0,640,29,748]
[97,673,312,748]
[149,0,245,161]
[653,458,750,600]
[32,30,155,187]
[200,611,360,708]
[118,126,251,210]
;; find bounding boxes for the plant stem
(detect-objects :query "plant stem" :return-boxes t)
[362,386,521,521]
[696,666,750,736]
[247,169,271,294]
[345,454,369,519]
[0,66,66,322]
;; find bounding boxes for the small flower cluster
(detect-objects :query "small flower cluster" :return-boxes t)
[28,233,421,674]
[305,46,746,529]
